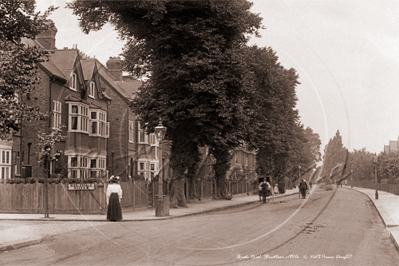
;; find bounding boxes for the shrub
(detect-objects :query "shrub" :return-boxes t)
[318,183,325,189]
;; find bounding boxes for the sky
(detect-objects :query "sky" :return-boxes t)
[34,0,399,155]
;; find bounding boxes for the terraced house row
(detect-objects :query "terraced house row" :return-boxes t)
[0,23,257,183]
[0,23,159,182]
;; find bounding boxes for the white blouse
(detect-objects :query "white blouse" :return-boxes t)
[106,184,123,205]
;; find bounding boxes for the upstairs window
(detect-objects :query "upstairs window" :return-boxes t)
[70,73,77,91]
[53,100,62,129]
[90,110,109,138]
[68,103,89,133]
[138,123,148,143]
[89,82,95,98]
[149,133,158,146]
[129,121,134,143]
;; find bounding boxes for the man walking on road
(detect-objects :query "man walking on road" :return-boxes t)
[299,179,308,199]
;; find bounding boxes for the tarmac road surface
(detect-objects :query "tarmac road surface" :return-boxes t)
[1,186,398,266]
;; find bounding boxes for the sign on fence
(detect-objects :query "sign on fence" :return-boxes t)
[67,183,95,191]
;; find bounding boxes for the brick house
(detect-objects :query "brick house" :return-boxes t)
[228,147,257,181]
[95,57,160,181]
[17,25,111,179]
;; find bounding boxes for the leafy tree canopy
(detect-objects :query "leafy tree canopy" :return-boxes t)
[321,130,347,178]
[0,0,56,139]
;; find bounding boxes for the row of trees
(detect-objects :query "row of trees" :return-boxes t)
[2,1,322,207]
[69,1,321,205]
[321,129,398,184]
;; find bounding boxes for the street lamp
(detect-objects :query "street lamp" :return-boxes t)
[154,118,168,216]
[374,156,378,200]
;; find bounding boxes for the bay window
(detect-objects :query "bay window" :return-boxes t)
[90,110,109,138]
[67,103,89,133]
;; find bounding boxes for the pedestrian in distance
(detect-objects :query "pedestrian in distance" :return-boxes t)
[106,175,123,222]
[299,179,308,199]
[262,178,271,204]
[309,180,313,189]
[278,180,285,194]
[258,178,264,203]
[274,184,279,196]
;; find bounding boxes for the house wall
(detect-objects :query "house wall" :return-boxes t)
[20,69,52,177]
[103,80,137,181]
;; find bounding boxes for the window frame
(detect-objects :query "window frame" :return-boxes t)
[53,100,62,130]
[70,73,77,91]
[67,102,89,133]
[90,109,109,138]
[89,81,95,98]
[129,120,134,143]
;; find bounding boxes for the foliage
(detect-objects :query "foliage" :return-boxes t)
[346,148,374,181]
[68,0,262,202]
[0,0,57,139]
[375,151,399,182]
[321,130,347,178]
[242,46,308,183]
[37,126,66,167]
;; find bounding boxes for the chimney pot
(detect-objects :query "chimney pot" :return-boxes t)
[106,57,123,81]
[36,20,57,50]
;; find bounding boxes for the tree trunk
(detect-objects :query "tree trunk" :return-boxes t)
[212,148,232,200]
[169,178,187,208]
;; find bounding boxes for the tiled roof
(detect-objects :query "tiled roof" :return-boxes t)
[21,38,66,81]
[95,60,141,101]
[49,49,78,79]
[81,60,96,81]
[116,79,142,98]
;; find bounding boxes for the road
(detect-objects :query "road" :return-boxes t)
[1,186,398,266]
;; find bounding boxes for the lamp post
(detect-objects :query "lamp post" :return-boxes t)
[374,156,378,200]
[154,119,168,216]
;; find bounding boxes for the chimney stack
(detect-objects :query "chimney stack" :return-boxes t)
[106,57,123,81]
[36,20,57,50]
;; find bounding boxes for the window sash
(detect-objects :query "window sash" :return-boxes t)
[89,82,95,97]
[129,121,134,143]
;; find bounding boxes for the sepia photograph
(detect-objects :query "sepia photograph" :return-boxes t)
[1,0,399,265]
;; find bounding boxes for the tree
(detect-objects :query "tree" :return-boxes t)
[242,45,301,184]
[344,148,374,181]
[303,126,322,164]
[321,130,347,180]
[0,0,56,139]
[68,0,262,203]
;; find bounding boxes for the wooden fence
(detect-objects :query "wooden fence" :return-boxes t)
[0,181,149,214]
[0,179,258,214]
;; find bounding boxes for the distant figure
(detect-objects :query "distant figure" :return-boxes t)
[299,179,308,199]
[261,179,271,204]
[258,178,264,203]
[106,176,123,222]
[274,184,279,196]
[278,181,285,194]
[309,181,313,189]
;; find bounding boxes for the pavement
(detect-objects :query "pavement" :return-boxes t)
[2,185,399,253]
[341,185,399,252]
[0,188,300,252]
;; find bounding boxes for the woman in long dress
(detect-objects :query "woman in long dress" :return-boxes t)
[106,176,123,221]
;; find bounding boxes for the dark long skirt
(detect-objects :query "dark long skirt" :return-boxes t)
[107,193,122,221]
[300,189,307,198]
